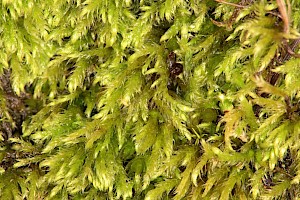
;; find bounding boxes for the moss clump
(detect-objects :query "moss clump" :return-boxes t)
[1,0,300,199]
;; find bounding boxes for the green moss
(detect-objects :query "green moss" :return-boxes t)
[1,0,300,199]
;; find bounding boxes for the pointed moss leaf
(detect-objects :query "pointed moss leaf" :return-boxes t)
[160,24,180,42]
[144,149,162,187]
[151,77,163,89]
[253,37,273,68]
[144,67,160,75]
[259,43,278,72]
[269,149,276,170]
[66,150,85,178]
[23,106,58,137]
[42,138,60,153]
[50,183,64,198]
[13,160,30,168]
[189,9,206,32]
[81,0,103,18]
[192,155,208,186]
[211,146,222,155]
[180,127,192,141]
[10,54,29,95]
[202,168,227,197]
[250,169,264,199]
[145,179,178,200]
[121,71,143,106]
[254,76,287,97]
[68,60,89,92]
[262,151,270,162]
[115,173,133,199]
[162,123,174,158]
[0,52,8,68]
[174,162,195,200]
[177,103,195,112]
[220,169,240,200]
[163,0,174,21]
[263,181,290,197]
[135,114,158,154]
[48,91,81,106]
[86,129,106,149]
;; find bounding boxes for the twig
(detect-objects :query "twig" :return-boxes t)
[266,11,282,19]
[290,38,300,51]
[287,0,291,26]
[287,46,300,58]
[276,0,290,34]
[214,0,246,8]
[283,38,300,58]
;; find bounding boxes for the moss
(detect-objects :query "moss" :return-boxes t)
[1,0,300,199]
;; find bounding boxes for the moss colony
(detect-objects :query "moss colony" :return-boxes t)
[1,0,300,199]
